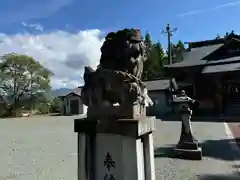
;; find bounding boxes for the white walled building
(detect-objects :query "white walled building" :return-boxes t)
[62,87,87,115]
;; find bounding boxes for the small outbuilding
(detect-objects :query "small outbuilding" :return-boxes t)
[61,87,87,115]
[145,78,176,117]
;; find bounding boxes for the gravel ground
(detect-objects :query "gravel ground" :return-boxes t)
[154,120,240,180]
[0,116,79,180]
[0,116,239,180]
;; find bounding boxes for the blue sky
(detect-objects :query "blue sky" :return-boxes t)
[1,0,240,46]
[0,0,240,89]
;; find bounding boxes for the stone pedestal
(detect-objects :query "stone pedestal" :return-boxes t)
[173,137,202,160]
[74,116,156,180]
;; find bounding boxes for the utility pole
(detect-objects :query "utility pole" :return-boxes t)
[161,24,177,65]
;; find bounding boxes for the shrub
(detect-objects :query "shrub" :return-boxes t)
[37,103,50,114]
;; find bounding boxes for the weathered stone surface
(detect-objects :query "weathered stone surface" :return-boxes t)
[74,116,155,138]
[81,28,153,112]
[87,104,146,119]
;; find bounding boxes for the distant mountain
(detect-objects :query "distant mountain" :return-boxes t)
[51,88,72,97]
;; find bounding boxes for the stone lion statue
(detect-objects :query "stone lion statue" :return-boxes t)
[99,28,147,78]
[81,28,152,108]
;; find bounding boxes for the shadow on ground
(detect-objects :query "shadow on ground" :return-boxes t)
[49,113,63,116]
[198,170,240,180]
[201,138,239,161]
[157,114,224,122]
[155,142,240,179]
[156,113,240,123]
[154,138,239,161]
[233,165,240,169]
[154,146,174,159]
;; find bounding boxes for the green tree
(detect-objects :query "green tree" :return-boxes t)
[50,97,63,113]
[172,40,185,63]
[143,32,165,80]
[154,42,165,69]
[0,53,53,116]
[144,31,152,56]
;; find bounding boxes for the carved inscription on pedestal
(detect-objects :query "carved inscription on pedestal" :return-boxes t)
[103,152,116,180]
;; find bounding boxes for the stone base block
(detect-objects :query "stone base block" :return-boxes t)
[177,141,199,150]
[173,147,202,160]
[74,116,156,180]
[87,104,146,119]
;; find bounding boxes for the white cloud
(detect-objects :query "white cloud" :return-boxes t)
[22,22,44,32]
[0,29,104,89]
[177,0,240,17]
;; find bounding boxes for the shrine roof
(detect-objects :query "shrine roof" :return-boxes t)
[202,60,240,74]
[165,44,223,68]
[206,56,240,65]
[144,78,177,91]
[60,86,83,99]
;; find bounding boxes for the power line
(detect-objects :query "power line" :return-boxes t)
[161,24,177,65]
